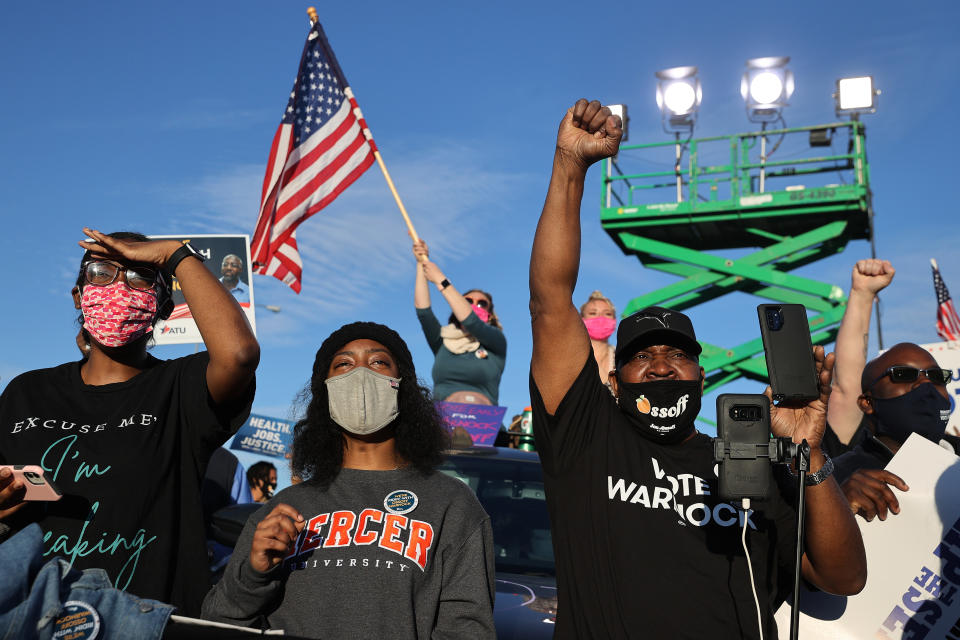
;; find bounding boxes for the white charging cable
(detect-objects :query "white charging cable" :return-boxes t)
[741,498,764,640]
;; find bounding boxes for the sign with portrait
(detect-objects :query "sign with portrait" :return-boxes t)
[149,234,256,345]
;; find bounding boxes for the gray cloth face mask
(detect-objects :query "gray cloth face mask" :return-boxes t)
[325,366,401,435]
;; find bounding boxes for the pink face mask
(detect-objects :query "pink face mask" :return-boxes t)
[472,304,491,324]
[584,316,616,341]
[81,281,158,348]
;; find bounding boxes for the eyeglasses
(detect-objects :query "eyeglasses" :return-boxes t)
[867,366,952,389]
[465,297,490,309]
[82,261,160,291]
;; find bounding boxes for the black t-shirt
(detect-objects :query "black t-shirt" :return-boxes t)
[0,353,253,615]
[821,417,867,459]
[530,355,798,639]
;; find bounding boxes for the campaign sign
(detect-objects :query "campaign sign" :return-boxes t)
[229,413,293,459]
[150,234,256,345]
[775,434,960,639]
[436,402,507,446]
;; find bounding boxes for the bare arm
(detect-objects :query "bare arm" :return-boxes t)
[413,240,431,310]
[415,239,475,323]
[530,100,622,414]
[79,229,260,406]
[828,259,894,443]
[768,348,867,594]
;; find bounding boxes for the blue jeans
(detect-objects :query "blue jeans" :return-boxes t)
[0,524,173,640]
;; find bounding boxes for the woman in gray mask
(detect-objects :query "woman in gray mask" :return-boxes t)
[202,322,495,639]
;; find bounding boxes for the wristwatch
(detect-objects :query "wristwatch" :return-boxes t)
[791,452,834,486]
[438,278,451,291]
[165,243,205,276]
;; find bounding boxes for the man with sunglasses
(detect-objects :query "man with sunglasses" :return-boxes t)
[834,343,956,521]
[823,258,896,457]
[0,229,259,616]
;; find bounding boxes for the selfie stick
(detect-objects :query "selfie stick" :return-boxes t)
[712,436,809,640]
[789,439,810,640]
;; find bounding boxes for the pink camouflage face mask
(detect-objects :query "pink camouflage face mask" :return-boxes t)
[80,281,159,348]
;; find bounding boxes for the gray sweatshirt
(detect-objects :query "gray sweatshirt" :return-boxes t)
[202,467,495,639]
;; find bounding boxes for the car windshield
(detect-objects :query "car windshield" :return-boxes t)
[438,453,554,578]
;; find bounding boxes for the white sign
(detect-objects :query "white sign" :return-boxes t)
[921,341,960,435]
[150,234,256,345]
[775,434,960,638]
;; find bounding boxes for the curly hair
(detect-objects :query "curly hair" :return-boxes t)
[246,460,276,489]
[291,323,449,488]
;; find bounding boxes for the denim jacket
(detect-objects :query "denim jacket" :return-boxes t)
[0,524,173,640]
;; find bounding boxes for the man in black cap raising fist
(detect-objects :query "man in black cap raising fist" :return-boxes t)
[528,98,867,639]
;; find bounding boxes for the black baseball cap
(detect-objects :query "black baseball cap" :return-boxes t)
[615,306,701,366]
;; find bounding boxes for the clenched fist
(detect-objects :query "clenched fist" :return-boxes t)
[851,259,895,296]
[556,99,623,172]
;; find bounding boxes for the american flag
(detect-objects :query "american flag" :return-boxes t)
[251,20,377,292]
[933,259,960,341]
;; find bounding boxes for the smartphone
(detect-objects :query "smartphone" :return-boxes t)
[757,303,819,402]
[716,394,772,500]
[1,465,63,501]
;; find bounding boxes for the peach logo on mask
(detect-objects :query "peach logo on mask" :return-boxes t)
[636,395,651,414]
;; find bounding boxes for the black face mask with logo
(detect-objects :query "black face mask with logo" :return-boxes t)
[871,383,951,445]
[617,378,702,444]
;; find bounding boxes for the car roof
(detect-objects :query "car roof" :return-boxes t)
[443,446,542,462]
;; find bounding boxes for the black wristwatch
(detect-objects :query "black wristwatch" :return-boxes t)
[438,278,451,291]
[165,243,204,276]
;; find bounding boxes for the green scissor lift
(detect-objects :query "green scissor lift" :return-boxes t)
[600,121,873,394]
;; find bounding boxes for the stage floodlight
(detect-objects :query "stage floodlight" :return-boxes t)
[740,56,794,123]
[607,103,629,142]
[655,66,701,132]
[835,76,879,117]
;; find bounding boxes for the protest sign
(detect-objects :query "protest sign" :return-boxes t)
[775,434,960,639]
[229,413,293,459]
[150,234,256,345]
[436,402,507,446]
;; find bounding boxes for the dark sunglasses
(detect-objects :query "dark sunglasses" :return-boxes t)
[465,297,490,310]
[867,365,952,389]
[82,261,160,291]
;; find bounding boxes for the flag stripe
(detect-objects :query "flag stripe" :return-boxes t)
[261,142,375,259]
[275,120,367,219]
[275,131,371,225]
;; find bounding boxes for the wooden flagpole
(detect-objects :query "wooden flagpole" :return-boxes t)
[306,7,421,245]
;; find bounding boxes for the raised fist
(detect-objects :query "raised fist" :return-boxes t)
[556,99,623,171]
[851,259,895,296]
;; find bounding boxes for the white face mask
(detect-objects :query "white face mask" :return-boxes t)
[325,366,401,435]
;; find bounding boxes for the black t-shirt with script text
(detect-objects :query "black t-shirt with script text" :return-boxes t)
[530,356,797,639]
[0,353,253,615]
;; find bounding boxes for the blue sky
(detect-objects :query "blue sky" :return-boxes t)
[2,1,958,487]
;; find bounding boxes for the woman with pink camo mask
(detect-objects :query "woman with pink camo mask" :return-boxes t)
[0,229,259,616]
[411,239,506,406]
